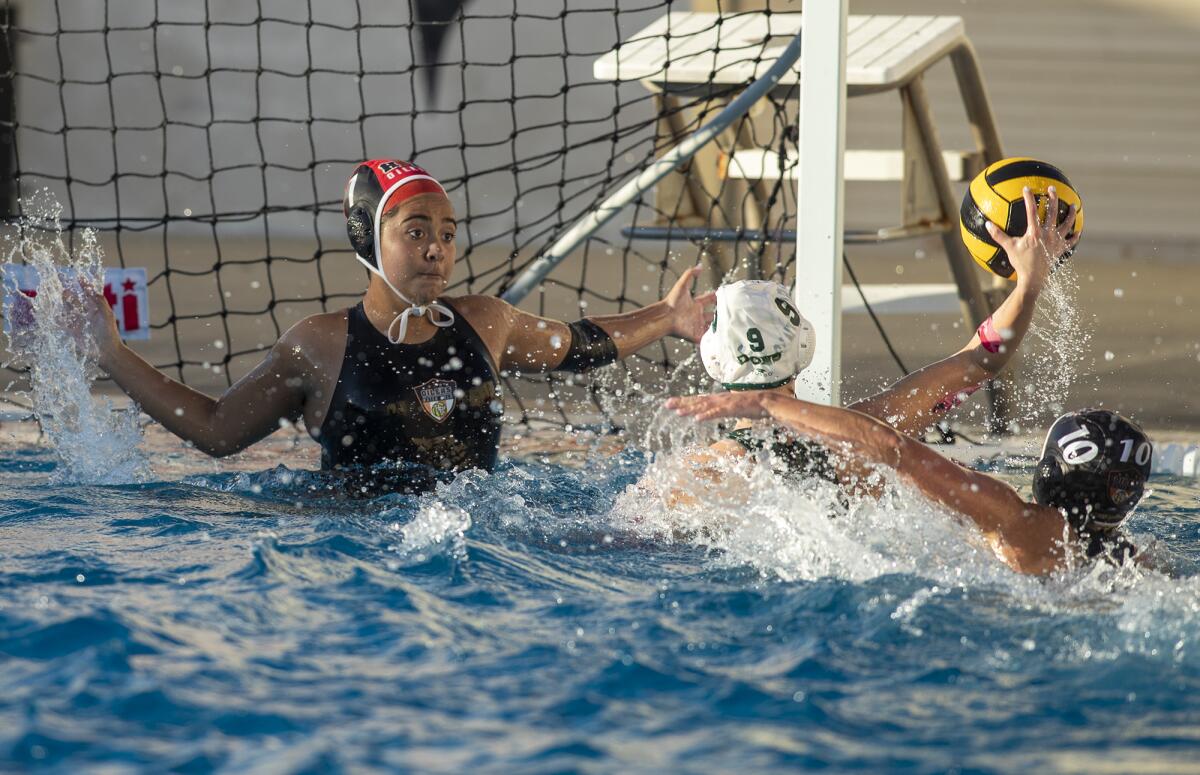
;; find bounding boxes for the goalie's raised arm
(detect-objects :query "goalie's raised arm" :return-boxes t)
[467,265,715,374]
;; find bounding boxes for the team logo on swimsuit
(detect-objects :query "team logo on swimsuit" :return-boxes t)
[415,378,457,423]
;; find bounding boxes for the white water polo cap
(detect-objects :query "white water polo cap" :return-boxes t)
[699,280,814,390]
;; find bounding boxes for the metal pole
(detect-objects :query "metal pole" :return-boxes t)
[500,34,804,305]
[793,0,848,406]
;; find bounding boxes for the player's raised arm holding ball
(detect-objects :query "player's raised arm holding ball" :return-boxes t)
[684,183,1078,468]
[650,159,1084,509]
[79,159,714,492]
[849,179,1081,436]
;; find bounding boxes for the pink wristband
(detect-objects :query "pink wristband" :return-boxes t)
[977,316,1003,354]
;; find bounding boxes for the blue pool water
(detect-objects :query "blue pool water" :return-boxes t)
[2,441,1200,774]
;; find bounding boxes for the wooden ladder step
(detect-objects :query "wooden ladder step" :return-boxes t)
[841,283,961,315]
[725,149,980,182]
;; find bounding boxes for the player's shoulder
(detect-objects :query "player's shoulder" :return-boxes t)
[276,309,350,368]
[281,309,348,344]
[446,293,516,331]
[447,293,510,317]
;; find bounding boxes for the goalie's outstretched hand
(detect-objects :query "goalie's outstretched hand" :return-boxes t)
[662,265,716,343]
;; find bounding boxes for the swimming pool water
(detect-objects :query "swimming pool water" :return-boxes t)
[2,442,1200,773]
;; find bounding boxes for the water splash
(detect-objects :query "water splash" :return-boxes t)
[386,501,472,565]
[589,348,711,457]
[1002,262,1093,436]
[2,190,148,484]
[613,419,1189,626]
[616,441,1016,585]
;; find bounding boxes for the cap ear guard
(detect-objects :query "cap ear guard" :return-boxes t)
[346,202,376,264]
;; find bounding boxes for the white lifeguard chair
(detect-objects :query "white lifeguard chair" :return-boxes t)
[593,8,1008,413]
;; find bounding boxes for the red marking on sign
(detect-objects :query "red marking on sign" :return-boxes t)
[122,289,140,332]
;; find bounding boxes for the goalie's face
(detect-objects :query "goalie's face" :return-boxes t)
[378,192,458,304]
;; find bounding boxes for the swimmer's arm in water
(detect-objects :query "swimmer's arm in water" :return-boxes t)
[849,187,1081,437]
[668,391,1069,575]
[462,266,715,372]
[86,289,318,457]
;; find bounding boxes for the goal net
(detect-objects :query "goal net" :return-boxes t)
[1,1,802,434]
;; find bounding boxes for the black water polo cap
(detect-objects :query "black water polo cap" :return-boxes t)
[1032,410,1152,532]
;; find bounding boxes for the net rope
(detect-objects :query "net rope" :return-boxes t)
[1,0,806,432]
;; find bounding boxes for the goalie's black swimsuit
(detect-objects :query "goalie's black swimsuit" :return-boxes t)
[317,300,502,493]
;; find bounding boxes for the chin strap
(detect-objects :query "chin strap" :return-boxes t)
[373,266,455,344]
[386,297,455,344]
[354,253,456,344]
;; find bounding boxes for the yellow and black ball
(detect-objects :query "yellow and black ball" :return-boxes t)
[959,157,1084,280]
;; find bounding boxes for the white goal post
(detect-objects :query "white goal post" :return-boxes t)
[792,0,848,406]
